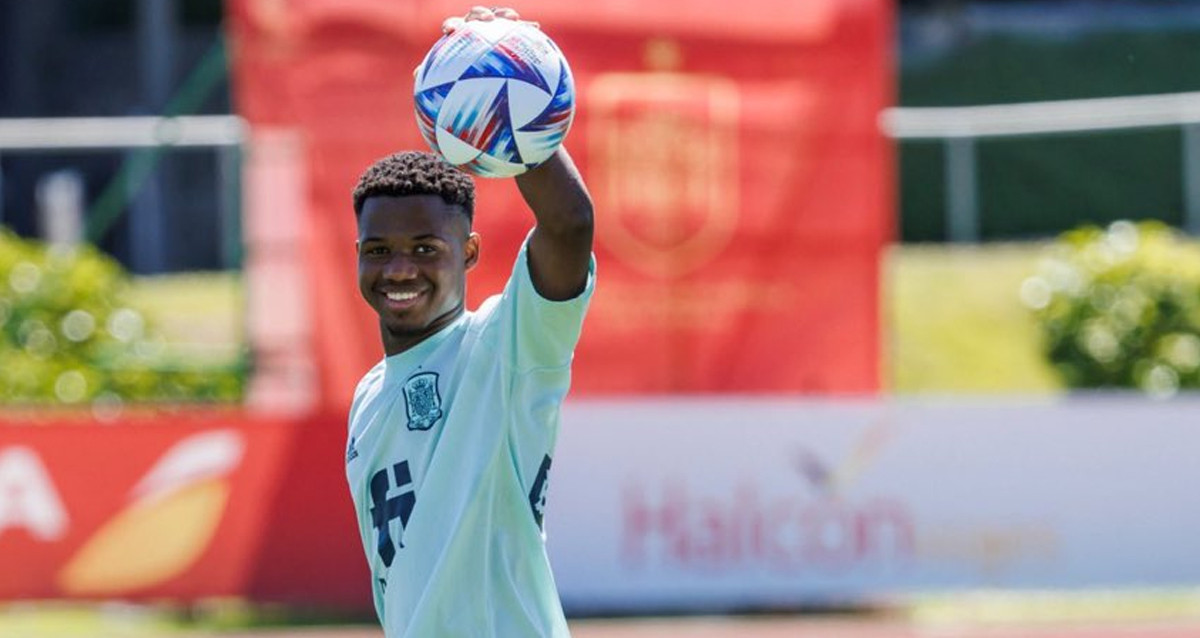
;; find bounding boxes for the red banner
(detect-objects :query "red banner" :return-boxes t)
[0,412,281,599]
[0,411,370,606]
[227,0,892,402]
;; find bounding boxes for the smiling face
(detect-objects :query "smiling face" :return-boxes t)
[357,194,480,355]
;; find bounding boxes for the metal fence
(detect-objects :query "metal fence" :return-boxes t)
[0,115,246,270]
[881,91,1200,241]
[5,92,1200,251]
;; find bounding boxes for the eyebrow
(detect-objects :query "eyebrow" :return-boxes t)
[359,233,448,243]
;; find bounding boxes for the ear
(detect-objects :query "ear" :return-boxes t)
[463,232,481,271]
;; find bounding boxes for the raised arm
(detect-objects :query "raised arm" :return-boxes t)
[442,6,594,300]
[517,147,594,301]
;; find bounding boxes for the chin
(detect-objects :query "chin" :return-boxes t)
[383,317,426,335]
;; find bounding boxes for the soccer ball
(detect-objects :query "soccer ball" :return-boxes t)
[413,18,575,178]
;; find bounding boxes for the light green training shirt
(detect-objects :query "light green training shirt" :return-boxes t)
[346,236,594,637]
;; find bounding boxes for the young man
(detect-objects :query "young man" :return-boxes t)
[344,9,594,636]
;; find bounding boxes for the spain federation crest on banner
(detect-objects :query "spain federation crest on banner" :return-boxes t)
[403,372,443,431]
[587,44,741,278]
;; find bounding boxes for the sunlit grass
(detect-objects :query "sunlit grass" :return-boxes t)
[0,598,369,637]
[127,271,245,367]
[884,242,1063,394]
[906,588,1200,626]
[0,602,183,637]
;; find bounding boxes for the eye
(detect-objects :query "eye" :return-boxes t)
[362,244,389,257]
[413,244,438,256]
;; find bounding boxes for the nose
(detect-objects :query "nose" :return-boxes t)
[382,254,418,281]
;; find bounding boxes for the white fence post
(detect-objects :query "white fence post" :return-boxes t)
[946,136,979,242]
[1184,123,1200,235]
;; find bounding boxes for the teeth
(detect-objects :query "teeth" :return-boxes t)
[386,291,418,302]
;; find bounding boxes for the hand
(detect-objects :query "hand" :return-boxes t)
[415,8,540,79]
[442,6,538,34]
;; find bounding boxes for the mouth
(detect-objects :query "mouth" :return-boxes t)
[380,289,425,312]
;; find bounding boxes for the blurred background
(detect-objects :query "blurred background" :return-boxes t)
[2,0,1200,636]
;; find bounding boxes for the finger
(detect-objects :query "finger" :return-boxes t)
[492,7,520,20]
[442,16,465,33]
[466,6,495,21]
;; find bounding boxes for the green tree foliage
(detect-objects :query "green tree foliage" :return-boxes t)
[1023,221,1200,397]
[0,227,243,408]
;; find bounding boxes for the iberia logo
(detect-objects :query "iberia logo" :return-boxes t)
[56,429,245,595]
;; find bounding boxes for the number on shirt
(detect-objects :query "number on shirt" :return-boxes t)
[370,461,416,567]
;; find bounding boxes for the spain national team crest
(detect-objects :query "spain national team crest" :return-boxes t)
[403,372,443,431]
[587,39,742,278]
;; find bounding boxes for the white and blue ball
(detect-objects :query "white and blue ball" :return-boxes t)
[413,18,575,178]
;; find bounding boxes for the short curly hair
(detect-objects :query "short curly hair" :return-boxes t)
[352,151,475,223]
